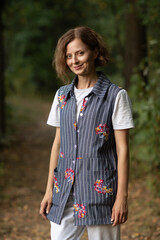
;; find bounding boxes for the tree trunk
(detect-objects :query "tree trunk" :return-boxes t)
[124,0,148,89]
[0,0,5,139]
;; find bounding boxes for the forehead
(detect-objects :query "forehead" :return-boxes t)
[66,38,88,53]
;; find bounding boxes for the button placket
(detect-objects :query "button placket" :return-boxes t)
[79,96,89,118]
[73,95,89,173]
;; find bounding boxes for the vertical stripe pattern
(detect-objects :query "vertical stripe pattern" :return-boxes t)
[46,72,122,226]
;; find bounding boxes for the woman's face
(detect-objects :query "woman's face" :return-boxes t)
[66,38,97,77]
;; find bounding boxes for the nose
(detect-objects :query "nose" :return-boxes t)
[72,55,79,64]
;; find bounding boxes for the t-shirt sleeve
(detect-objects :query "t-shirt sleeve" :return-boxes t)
[47,90,60,127]
[112,89,134,130]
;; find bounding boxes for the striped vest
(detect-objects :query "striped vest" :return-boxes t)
[47,72,122,225]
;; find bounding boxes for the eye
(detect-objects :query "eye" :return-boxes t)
[79,51,84,56]
[66,54,72,59]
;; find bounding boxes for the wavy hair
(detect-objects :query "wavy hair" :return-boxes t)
[53,26,110,82]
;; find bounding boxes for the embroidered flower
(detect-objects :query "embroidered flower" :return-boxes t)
[95,123,109,141]
[61,101,67,109]
[74,202,86,218]
[73,121,77,130]
[94,179,112,198]
[80,98,87,112]
[58,95,65,102]
[58,95,67,109]
[65,168,75,184]
[54,176,60,193]
[60,152,65,158]
[76,157,82,160]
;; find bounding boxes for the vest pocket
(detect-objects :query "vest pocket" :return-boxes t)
[88,170,117,206]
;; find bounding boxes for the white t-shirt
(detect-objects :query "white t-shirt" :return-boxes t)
[47,86,134,130]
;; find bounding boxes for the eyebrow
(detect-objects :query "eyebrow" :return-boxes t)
[66,49,86,55]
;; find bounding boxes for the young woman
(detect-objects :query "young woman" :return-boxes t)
[40,26,134,240]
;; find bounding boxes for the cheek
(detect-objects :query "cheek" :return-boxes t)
[66,59,71,67]
[84,53,95,63]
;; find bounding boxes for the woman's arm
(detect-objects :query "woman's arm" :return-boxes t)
[111,129,129,226]
[40,127,60,220]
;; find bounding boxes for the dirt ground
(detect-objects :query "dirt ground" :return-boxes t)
[0,96,160,240]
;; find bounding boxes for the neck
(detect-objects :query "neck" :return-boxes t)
[76,71,98,89]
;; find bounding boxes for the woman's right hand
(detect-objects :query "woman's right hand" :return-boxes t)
[40,190,53,220]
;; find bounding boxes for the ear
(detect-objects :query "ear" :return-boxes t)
[93,47,99,59]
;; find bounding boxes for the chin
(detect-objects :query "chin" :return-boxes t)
[73,69,86,75]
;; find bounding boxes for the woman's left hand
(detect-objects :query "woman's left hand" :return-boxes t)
[111,196,128,226]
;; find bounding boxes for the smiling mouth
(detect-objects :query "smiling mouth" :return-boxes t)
[73,64,83,70]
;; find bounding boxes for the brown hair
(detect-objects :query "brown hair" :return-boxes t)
[53,26,110,82]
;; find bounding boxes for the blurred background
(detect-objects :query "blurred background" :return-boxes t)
[0,0,160,239]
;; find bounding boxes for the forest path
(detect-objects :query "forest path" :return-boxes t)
[0,95,159,240]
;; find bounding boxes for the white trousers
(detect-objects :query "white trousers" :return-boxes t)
[50,194,120,240]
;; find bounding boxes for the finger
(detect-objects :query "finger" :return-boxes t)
[121,216,126,224]
[118,213,124,224]
[119,211,127,224]
[111,210,115,224]
[122,212,128,224]
[40,208,47,220]
[112,212,119,226]
[40,203,47,220]
[46,202,52,214]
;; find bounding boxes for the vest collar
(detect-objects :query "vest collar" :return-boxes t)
[66,71,111,99]
[91,72,111,98]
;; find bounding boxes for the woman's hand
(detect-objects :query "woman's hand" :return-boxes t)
[40,190,53,220]
[111,195,128,226]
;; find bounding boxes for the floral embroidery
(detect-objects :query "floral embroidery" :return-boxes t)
[54,176,60,193]
[80,98,87,112]
[74,202,86,218]
[65,168,75,184]
[58,95,65,102]
[94,179,112,198]
[60,152,65,158]
[76,157,82,160]
[58,95,67,109]
[61,101,67,109]
[95,123,109,141]
[73,121,77,130]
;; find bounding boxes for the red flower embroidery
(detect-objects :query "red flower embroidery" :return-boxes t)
[95,123,109,141]
[74,203,86,218]
[58,95,65,102]
[65,168,75,184]
[58,95,67,109]
[54,176,60,193]
[94,179,112,198]
[60,152,65,158]
[80,98,87,112]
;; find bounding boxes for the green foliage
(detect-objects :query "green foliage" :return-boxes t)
[2,0,160,182]
[3,0,127,95]
[3,0,95,94]
[130,69,160,172]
